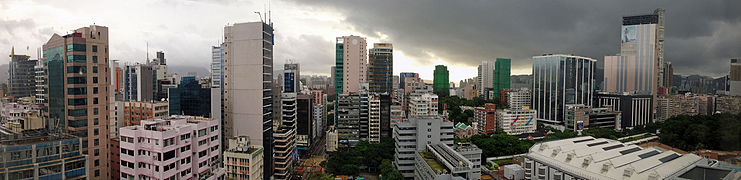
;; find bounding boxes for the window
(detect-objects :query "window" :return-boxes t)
[94,128,99,135]
[67,66,87,74]
[68,98,87,106]
[92,56,98,63]
[68,88,87,95]
[68,77,86,84]
[181,145,191,152]
[93,66,98,73]
[68,109,87,117]
[198,150,207,158]
[94,98,99,104]
[94,149,99,156]
[66,55,86,63]
[94,108,99,115]
[94,139,99,146]
[93,77,98,83]
[67,44,86,52]
[92,45,98,52]
[95,159,99,166]
[93,87,98,94]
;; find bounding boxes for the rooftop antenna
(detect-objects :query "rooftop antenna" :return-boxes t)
[146,41,149,64]
[255,12,263,22]
[268,0,272,25]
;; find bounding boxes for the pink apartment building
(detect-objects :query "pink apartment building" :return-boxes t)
[119,115,225,180]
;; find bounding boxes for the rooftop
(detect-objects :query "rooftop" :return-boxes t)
[526,136,727,180]
[420,151,445,173]
[0,129,78,146]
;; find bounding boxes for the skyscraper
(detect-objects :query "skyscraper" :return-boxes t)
[478,60,495,98]
[335,35,367,94]
[169,76,212,117]
[493,58,511,98]
[603,9,664,114]
[211,45,224,88]
[368,43,393,94]
[42,25,110,178]
[122,63,153,101]
[532,54,595,128]
[731,58,741,96]
[222,21,274,180]
[8,47,37,99]
[433,65,450,96]
[274,63,298,180]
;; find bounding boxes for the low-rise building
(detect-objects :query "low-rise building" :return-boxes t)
[326,126,338,152]
[453,122,477,138]
[474,103,497,134]
[224,136,264,180]
[119,115,224,180]
[496,108,537,135]
[0,131,88,179]
[715,96,741,114]
[409,93,438,117]
[524,136,738,180]
[414,143,481,180]
[565,104,621,131]
[594,92,653,128]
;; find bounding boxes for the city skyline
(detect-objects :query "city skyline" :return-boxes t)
[1,0,739,82]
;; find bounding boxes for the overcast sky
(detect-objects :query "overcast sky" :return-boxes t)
[1,0,739,82]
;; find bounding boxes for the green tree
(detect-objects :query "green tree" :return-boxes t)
[379,159,403,180]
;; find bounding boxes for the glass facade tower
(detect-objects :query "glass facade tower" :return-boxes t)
[433,65,449,97]
[532,54,596,128]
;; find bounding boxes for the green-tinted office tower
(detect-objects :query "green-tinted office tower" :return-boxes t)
[368,43,393,93]
[433,65,449,96]
[494,58,511,98]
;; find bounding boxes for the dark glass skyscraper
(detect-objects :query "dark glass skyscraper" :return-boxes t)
[532,54,595,128]
[169,76,211,117]
[494,58,511,98]
[8,47,37,99]
[368,43,393,94]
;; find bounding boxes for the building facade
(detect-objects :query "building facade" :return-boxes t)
[414,143,481,180]
[493,58,511,99]
[393,116,454,179]
[221,22,274,179]
[368,43,393,94]
[224,136,264,180]
[474,103,497,134]
[408,93,438,117]
[169,76,212,117]
[594,92,652,128]
[433,65,449,97]
[532,54,596,128]
[506,89,531,109]
[274,64,298,180]
[118,116,224,180]
[42,25,111,178]
[122,63,154,102]
[335,36,367,94]
[731,58,741,96]
[0,132,88,179]
[122,101,169,126]
[8,48,38,99]
[564,104,621,131]
[478,60,495,98]
[296,94,314,155]
[496,108,537,135]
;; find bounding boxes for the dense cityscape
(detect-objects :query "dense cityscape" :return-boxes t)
[1,1,740,180]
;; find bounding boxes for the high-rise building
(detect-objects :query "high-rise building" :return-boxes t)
[335,35,367,94]
[604,9,665,114]
[335,92,369,147]
[730,58,741,96]
[122,101,169,126]
[493,58,511,99]
[222,22,274,179]
[296,94,314,155]
[368,43,393,94]
[474,103,497,134]
[274,64,298,180]
[393,116,454,179]
[122,63,154,102]
[119,116,225,180]
[42,25,110,178]
[369,94,382,143]
[506,89,531,109]
[532,54,595,128]
[433,65,449,97]
[399,72,419,91]
[169,76,212,117]
[408,93,438,117]
[478,60,495,98]
[8,47,37,99]
[662,62,673,94]
[496,108,537,135]
[211,45,224,88]
[0,131,89,179]
[224,136,264,180]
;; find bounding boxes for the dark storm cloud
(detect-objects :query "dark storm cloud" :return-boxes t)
[286,0,741,77]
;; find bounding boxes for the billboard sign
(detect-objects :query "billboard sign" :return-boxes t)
[621,25,637,43]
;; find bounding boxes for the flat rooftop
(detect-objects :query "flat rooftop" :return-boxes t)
[420,151,445,173]
[0,129,78,146]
